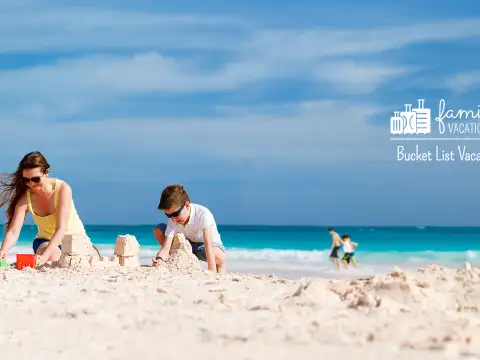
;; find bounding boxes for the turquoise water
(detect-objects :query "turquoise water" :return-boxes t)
[2,225,479,277]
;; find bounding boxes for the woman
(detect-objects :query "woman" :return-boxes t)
[0,151,99,266]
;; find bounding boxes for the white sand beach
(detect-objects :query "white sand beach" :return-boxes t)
[1,252,480,360]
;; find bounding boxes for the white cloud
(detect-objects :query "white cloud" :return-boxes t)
[1,53,203,93]
[0,52,284,121]
[444,70,480,93]
[0,5,245,52]
[220,17,480,94]
[0,99,390,173]
[313,61,410,94]
[203,17,480,96]
[0,6,478,169]
[247,17,480,61]
[0,9,479,123]
[0,51,293,100]
[2,3,480,56]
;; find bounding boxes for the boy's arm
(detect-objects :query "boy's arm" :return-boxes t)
[153,221,175,264]
[201,209,217,272]
[156,235,174,261]
[352,241,358,248]
[203,225,216,272]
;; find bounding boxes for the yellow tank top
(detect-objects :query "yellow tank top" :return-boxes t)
[26,179,86,242]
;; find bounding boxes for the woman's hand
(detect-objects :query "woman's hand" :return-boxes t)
[0,249,7,260]
[35,254,48,267]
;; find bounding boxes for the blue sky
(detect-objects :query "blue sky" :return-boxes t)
[1,0,480,226]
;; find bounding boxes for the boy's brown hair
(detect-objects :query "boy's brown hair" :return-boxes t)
[157,184,190,210]
[342,235,350,240]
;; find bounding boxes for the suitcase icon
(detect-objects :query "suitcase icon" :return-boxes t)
[413,99,431,134]
[390,111,403,134]
[400,104,417,134]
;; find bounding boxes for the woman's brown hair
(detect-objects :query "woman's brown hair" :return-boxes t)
[0,151,50,232]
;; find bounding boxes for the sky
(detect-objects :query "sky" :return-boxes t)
[1,0,480,226]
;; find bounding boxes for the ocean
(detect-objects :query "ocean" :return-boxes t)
[1,225,479,279]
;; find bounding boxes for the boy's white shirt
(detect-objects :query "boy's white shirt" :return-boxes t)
[343,240,353,253]
[164,203,223,244]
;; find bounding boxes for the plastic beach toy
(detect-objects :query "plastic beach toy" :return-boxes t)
[16,254,36,270]
[0,259,8,267]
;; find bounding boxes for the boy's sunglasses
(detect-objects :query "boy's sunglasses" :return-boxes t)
[165,204,185,218]
[22,176,41,184]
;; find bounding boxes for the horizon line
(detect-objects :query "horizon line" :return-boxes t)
[4,223,480,228]
[390,137,480,141]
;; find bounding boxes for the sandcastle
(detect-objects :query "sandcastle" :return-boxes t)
[111,234,140,267]
[163,233,202,272]
[170,233,193,253]
[57,232,200,270]
[58,234,99,268]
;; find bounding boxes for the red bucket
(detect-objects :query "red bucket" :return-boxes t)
[16,254,36,270]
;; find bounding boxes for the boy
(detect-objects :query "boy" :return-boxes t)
[328,227,343,272]
[152,184,227,273]
[341,234,358,269]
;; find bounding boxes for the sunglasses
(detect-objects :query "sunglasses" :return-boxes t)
[165,204,185,218]
[22,176,42,184]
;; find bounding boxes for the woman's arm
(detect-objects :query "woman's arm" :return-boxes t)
[0,195,28,257]
[37,182,72,264]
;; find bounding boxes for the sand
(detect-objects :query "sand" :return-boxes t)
[1,244,480,359]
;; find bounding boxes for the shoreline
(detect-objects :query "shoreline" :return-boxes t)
[0,261,479,359]
[6,241,480,282]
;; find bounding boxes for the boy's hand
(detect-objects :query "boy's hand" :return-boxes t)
[205,268,217,276]
[152,251,167,267]
[152,258,164,267]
